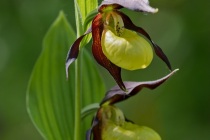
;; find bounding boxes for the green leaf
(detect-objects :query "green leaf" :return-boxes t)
[80,49,106,137]
[80,9,98,48]
[83,9,97,31]
[27,11,76,140]
[81,103,100,120]
[81,50,105,108]
[75,0,98,24]
[27,11,105,140]
[74,0,98,46]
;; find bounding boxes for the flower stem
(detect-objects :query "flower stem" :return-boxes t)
[74,0,83,140]
[74,58,81,140]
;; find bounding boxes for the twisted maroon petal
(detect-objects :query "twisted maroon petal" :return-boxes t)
[65,28,92,78]
[101,69,178,105]
[86,116,99,140]
[117,11,172,71]
[92,13,126,91]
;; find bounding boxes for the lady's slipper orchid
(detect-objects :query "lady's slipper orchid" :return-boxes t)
[87,69,178,140]
[66,0,171,90]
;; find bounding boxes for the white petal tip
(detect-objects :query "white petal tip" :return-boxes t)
[153,8,159,13]
[65,58,75,80]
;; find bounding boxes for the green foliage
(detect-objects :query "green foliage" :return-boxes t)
[81,103,99,119]
[74,0,98,46]
[75,0,98,24]
[27,11,75,140]
[27,11,105,140]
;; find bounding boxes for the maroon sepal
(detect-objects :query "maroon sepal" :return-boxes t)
[65,28,92,78]
[117,11,172,71]
[101,69,178,105]
[92,13,126,91]
[86,116,100,140]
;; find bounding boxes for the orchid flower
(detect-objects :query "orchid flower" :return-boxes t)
[87,69,178,140]
[66,0,172,91]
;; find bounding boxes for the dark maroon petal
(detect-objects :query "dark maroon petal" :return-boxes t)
[100,69,179,105]
[92,13,126,91]
[86,116,100,140]
[152,41,172,70]
[117,11,172,71]
[65,28,92,78]
[86,129,92,140]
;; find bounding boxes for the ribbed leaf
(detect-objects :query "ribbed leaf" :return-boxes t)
[81,49,106,137]
[81,49,106,107]
[27,11,76,140]
[81,103,100,120]
[74,0,98,46]
[75,0,98,24]
[27,11,105,140]
[83,9,97,31]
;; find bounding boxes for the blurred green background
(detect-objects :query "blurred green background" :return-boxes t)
[0,0,209,140]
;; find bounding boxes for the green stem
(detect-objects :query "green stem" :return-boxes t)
[74,0,83,36]
[74,58,81,140]
[74,1,83,140]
